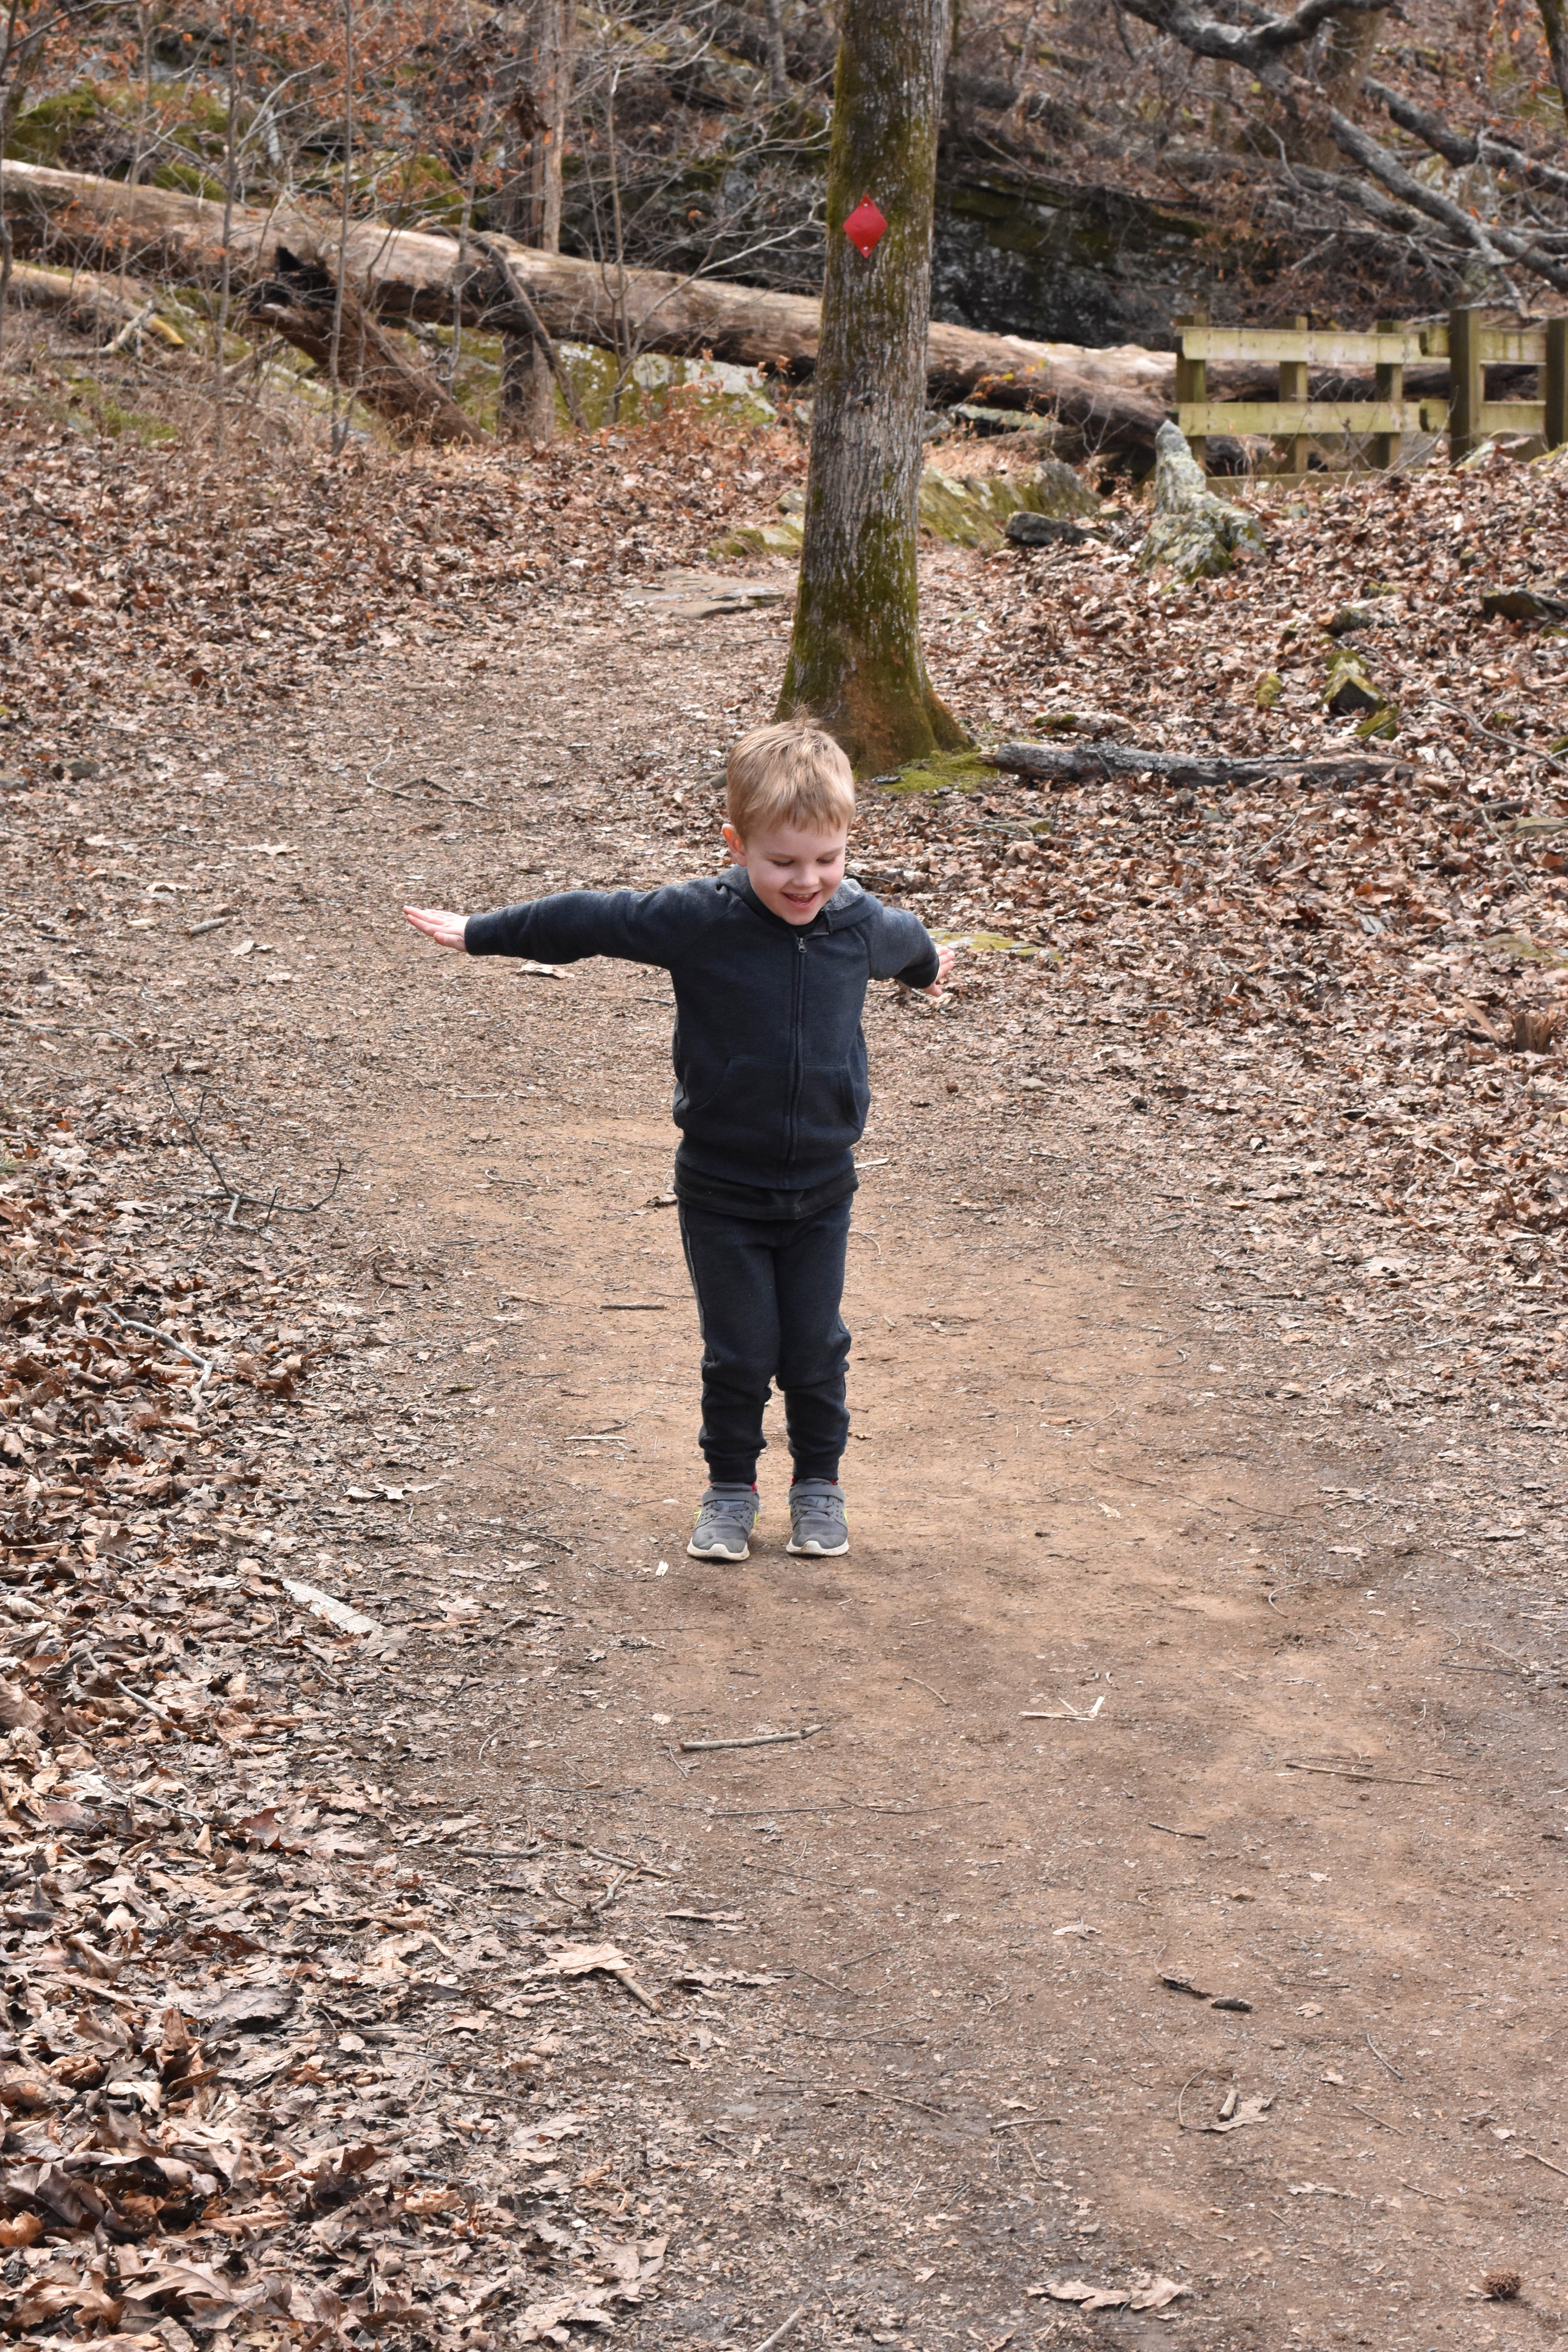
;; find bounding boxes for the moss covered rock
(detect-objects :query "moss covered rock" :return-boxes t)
[715,458,1096,563]
[1323,643,1382,715]
[918,458,1096,550]
[1137,422,1265,581]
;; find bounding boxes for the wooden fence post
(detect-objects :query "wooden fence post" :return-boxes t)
[1449,305,1482,463]
[1373,318,1402,470]
[1173,304,1208,472]
[1278,313,1308,479]
[1546,315,1568,452]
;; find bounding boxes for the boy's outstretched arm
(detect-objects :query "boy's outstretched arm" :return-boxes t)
[405,906,468,949]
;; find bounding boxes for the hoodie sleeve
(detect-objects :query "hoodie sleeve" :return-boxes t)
[864,900,941,991]
[464,883,701,969]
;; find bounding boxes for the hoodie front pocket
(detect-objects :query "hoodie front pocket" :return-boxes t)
[795,1065,867,1160]
[677,1056,790,1162]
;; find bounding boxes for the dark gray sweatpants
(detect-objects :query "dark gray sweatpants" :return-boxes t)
[677,1198,852,1485]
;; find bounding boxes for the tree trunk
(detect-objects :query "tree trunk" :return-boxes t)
[776,0,965,774]
[499,0,571,441]
[1539,0,1568,122]
[0,156,1179,423]
[763,0,789,101]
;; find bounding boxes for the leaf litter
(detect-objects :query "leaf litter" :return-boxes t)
[0,1080,680,2338]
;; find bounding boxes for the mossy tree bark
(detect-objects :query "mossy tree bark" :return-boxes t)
[777,0,967,775]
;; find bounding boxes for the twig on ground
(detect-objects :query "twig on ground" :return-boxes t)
[901,1673,951,1707]
[162,1078,343,1228]
[1149,1820,1208,1838]
[1349,2102,1406,2134]
[1365,2032,1404,2081]
[751,2307,808,2352]
[679,1726,823,1753]
[548,1833,669,1880]
[93,1303,212,1392]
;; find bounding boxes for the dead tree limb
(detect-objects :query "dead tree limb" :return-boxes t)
[6,260,185,344]
[165,1079,346,1230]
[468,231,587,429]
[1327,109,1568,296]
[247,250,489,444]
[987,740,1405,789]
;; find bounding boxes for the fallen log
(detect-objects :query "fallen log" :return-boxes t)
[246,251,488,445]
[987,740,1406,789]
[5,260,184,345]
[1,157,1179,431]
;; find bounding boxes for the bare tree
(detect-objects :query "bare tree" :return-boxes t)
[499,0,573,441]
[777,0,966,773]
[0,0,97,353]
[327,0,357,456]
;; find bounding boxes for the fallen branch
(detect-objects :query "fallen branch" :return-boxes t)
[468,234,587,431]
[5,260,184,346]
[91,1302,213,1391]
[987,739,1405,789]
[678,1725,824,1753]
[247,252,487,445]
[163,1078,345,1228]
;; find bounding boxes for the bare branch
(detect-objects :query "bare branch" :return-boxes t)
[1120,0,1388,80]
[1365,76,1568,201]
[469,230,587,428]
[1328,105,1568,293]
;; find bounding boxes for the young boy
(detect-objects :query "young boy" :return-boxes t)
[404,717,953,1563]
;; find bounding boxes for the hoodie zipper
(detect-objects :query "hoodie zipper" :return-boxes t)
[785,931,807,1164]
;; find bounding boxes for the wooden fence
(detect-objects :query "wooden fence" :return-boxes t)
[1173,307,1568,477]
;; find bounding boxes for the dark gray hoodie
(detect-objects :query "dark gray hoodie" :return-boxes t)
[465,867,938,1195]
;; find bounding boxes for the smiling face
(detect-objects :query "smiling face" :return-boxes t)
[723,817,849,926]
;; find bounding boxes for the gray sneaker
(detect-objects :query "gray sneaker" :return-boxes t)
[688,1483,759,1562]
[787,1479,849,1557]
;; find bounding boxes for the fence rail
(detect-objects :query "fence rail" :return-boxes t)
[1174,307,1568,475]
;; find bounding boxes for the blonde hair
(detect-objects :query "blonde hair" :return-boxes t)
[726,716,855,839]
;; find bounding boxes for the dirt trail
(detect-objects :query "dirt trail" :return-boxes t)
[51,586,1566,2348]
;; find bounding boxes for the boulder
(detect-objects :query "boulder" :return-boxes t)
[1137,421,1266,582]
[1005,511,1093,547]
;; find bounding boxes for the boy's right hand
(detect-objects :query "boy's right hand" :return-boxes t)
[404,906,468,950]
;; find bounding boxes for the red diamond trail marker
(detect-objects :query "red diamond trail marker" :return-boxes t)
[843,198,888,258]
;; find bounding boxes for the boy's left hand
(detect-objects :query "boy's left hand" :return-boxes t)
[922,945,957,1001]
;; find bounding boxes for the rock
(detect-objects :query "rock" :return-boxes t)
[1136,422,1265,581]
[709,519,804,560]
[1481,587,1568,622]
[1254,671,1282,709]
[1354,705,1400,740]
[718,459,1098,561]
[1005,511,1092,547]
[1326,596,1403,635]
[1323,644,1383,715]
[918,459,1097,550]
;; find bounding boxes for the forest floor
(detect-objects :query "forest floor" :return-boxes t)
[1,393,1566,2352]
